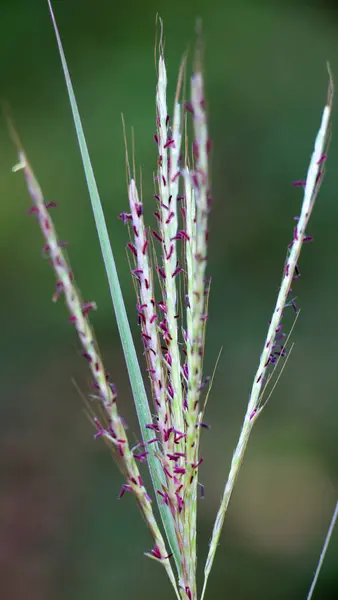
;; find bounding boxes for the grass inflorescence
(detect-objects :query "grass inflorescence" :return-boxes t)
[12,2,335,599]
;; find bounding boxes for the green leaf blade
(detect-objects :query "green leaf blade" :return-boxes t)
[47,0,180,573]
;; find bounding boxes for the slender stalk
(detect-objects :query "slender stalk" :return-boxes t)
[307,501,338,600]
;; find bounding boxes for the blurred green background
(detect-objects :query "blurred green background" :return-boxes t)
[1,0,338,598]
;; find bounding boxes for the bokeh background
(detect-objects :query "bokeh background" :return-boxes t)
[1,0,338,598]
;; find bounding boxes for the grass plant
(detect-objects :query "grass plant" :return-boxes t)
[11,2,336,598]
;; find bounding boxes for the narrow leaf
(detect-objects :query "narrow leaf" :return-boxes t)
[47,0,180,572]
